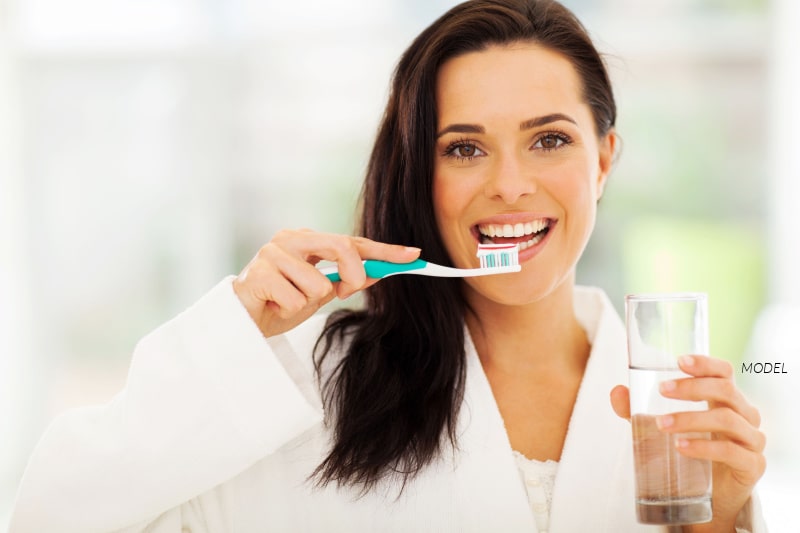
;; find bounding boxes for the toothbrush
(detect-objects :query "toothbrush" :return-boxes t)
[320,243,521,282]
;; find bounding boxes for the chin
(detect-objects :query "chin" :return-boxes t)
[464,274,559,307]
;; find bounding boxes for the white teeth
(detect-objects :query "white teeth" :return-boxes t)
[518,230,548,250]
[478,219,550,239]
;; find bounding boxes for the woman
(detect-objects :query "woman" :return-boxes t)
[11,0,767,531]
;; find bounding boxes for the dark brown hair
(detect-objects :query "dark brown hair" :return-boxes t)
[312,0,616,494]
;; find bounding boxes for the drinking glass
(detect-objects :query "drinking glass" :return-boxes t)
[626,293,713,525]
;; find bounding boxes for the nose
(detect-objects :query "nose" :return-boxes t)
[483,154,537,204]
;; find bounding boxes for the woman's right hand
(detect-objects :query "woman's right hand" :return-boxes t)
[232,229,421,338]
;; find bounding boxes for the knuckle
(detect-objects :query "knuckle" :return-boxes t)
[757,430,767,453]
[308,278,333,301]
[724,440,740,457]
[270,228,309,249]
[290,296,308,314]
[718,406,738,424]
[756,452,767,476]
[281,298,306,317]
[719,379,736,398]
[251,262,278,285]
[257,241,280,260]
[332,236,357,255]
[751,407,762,428]
[272,228,295,241]
[239,262,269,286]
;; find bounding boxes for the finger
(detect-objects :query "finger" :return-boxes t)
[351,236,422,263]
[317,236,419,296]
[674,438,767,486]
[656,408,766,453]
[263,271,335,322]
[268,276,313,319]
[678,354,733,379]
[274,230,420,265]
[265,234,366,296]
[336,237,421,294]
[609,385,631,420]
[659,376,761,427]
[272,230,363,265]
[240,264,309,320]
[238,247,335,314]
[275,232,420,295]
[268,246,336,303]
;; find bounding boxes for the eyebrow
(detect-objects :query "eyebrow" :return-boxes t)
[436,112,577,138]
[519,113,577,130]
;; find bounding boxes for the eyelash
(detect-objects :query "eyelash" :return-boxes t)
[532,130,573,151]
[442,137,481,161]
[441,130,574,162]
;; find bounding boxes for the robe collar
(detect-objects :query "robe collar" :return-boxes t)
[453,287,651,532]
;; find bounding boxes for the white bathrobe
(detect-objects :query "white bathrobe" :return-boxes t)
[10,279,766,532]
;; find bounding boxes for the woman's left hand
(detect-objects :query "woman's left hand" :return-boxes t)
[610,355,766,532]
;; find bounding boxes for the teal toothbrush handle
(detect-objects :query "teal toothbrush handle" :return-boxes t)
[324,259,427,282]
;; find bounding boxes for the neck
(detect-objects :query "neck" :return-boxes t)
[464,279,590,377]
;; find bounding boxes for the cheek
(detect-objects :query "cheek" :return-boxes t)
[543,163,600,245]
[564,177,600,246]
[432,172,471,228]
[550,157,602,207]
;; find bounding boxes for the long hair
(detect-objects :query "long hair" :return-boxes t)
[312,0,617,493]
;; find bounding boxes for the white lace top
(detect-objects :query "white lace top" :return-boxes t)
[513,451,559,533]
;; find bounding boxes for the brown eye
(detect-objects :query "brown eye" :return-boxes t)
[540,135,559,149]
[443,140,485,160]
[458,144,476,157]
[532,132,571,151]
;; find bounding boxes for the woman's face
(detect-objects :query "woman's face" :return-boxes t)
[433,43,615,306]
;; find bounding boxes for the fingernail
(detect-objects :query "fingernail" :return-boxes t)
[676,438,690,449]
[656,415,674,429]
[680,355,694,367]
[659,380,676,393]
[405,246,421,253]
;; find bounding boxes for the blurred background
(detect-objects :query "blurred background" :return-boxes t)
[0,0,797,530]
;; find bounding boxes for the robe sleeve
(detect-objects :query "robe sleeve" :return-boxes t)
[735,491,769,533]
[9,276,324,533]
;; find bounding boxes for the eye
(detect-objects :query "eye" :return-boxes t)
[443,140,486,161]
[532,132,572,152]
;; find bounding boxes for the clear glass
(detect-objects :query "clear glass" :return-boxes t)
[626,293,713,525]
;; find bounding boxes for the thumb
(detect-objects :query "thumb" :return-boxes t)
[609,385,631,421]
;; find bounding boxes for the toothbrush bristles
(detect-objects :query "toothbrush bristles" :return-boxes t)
[476,243,520,269]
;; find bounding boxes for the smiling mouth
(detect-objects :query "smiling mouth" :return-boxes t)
[476,219,554,250]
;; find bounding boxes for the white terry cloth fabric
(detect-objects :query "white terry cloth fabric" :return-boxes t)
[9,278,768,532]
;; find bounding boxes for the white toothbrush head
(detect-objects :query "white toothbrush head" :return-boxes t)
[476,243,520,270]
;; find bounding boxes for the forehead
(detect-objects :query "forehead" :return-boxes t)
[435,44,585,122]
